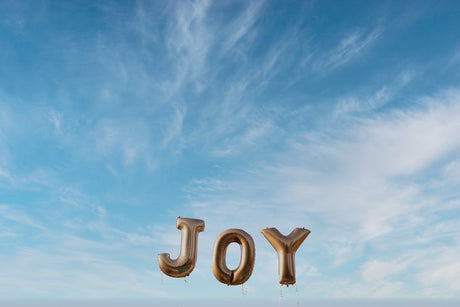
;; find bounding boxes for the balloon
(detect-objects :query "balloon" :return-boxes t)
[261,227,310,285]
[212,229,255,285]
[158,217,205,278]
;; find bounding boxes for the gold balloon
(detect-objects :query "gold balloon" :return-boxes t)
[261,227,310,285]
[158,217,205,278]
[212,229,255,285]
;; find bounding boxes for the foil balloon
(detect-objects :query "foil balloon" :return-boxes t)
[158,217,205,278]
[261,227,310,285]
[212,229,255,285]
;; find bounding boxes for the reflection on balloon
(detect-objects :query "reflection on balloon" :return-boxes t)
[212,229,255,285]
[158,217,205,278]
[261,227,310,285]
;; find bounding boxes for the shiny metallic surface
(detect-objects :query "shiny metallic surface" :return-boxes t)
[158,217,205,278]
[212,229,255,285]
[261,227,310,285]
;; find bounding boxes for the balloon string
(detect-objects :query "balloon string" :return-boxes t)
[278,285,283,307]
[160,272,164,285]
[296,284,300,306]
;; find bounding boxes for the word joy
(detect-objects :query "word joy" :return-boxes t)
[157,217,310,286]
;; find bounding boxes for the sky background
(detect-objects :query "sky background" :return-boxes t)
[1,0,460,305]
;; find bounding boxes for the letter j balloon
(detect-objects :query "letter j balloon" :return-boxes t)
[158,217,205,278]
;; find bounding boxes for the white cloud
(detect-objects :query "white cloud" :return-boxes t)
[161,104,186,149]
[0,244,164,299]
[0,168,13,182]
[442,159,460,183]
[334,70,415,117]
[0,204,44,230]
[314,26,383,73]
[220,1,264,55]
[46,110,62,134]
[163,0,213,93]
[416,247,460,295]
[361,259,410,281]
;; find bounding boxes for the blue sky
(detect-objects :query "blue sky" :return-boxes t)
[1,0,460,305]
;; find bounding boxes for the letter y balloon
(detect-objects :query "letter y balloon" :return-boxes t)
[261,227,310,285]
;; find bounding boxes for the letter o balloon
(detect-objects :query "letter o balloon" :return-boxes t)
[212,228,255,285]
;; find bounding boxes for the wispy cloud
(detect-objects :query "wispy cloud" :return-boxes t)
[0,168,13,183]
[361,258,412,281]
[0,204,44,229]
[417,248,460,294]
[220,1,264,55]
[163,0,213,93]
[334,71,415,117]
[314,26,383,73]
